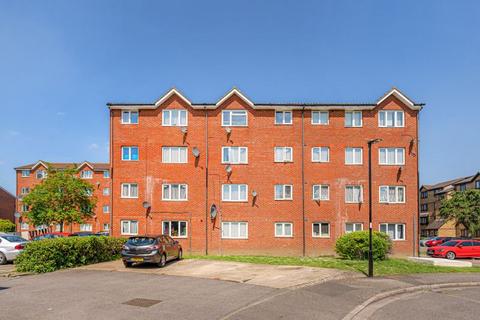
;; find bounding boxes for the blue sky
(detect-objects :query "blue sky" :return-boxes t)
[1,0,479,194]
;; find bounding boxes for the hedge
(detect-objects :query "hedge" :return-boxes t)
[0,219,16,233]
[15,236,127,273]
[335,231,392,260]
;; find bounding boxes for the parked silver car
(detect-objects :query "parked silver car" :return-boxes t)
[0,233,28,265]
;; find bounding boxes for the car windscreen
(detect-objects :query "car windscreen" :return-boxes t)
[441,241,459,247]
[127,237,156,246]
[1,235,27,243]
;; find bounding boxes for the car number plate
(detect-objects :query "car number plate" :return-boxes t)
[131,257,144,262]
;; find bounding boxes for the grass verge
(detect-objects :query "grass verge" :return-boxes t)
[186,255,480,276]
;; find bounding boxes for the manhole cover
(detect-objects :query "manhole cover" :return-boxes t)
[122,298,162,308]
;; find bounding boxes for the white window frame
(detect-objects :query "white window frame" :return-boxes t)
[311,147,330,163]
[379,148,405,165]
[103,170,110,178]
[345,147,363,165]
[162,109,188,126]
[21,170,30,177]
[103,187,110,196]
[274,111,293,125]
[275,222,293,237]
[162,147,188,164]
[378,110,404,128]
[311,111,329,125]
[22,204,29,212]
[80,170,93,179]
[103,205,110,213]
[103,223,110,231]
[476,181,480,189]
[379,186,406,204]
[274,184,293,200]
[121,110,139,124]
[121,183,139,199]
[162,184,188,201]
[345,222,363,233]
[222,184,248,202]
[36,170,47,179]
[345,186,363,203]
[345,111,362,127]
[312,222,330,238]
[80,224,92,232]
[20,222,29,230]
[379,223,406,241]
[162,220,188,238]
[222,147,248,164]
[21,187,30,195]
[274,147,293,162]
[221,222,248,239]
[222,110,248,127]
[121,220,138,235]
[121,146,139,161]
[312,185,329,201]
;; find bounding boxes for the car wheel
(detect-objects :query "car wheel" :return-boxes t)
[446,252,456,260]
[177,249,183,260]
[158,254,166,268]
[0,253,7,265]
[123,261,132,268]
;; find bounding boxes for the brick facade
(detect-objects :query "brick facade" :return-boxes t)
[0,186,15,222]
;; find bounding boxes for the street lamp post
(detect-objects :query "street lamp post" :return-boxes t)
[367,138,382,278]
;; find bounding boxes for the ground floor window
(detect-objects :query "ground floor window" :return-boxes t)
[345,222,363,233]
[121,220,138,235]
[222,222,248,239]
[55,224,62,232]
[80,224,92,232]
[312,222,330,238]
[162,221,187,238]
[275,222,293,237]
[379,223,405,240]
[20,222,29,230]
[103,223,110,231]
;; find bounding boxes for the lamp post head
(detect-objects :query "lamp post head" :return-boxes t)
[368,138,383,145]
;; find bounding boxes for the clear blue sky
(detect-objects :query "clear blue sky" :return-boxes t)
[1,0,479,194]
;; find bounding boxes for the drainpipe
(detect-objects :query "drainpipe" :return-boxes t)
[205,107,209,255]
[301,108,306,256]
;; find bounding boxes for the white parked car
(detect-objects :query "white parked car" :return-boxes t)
[0,233,28,265]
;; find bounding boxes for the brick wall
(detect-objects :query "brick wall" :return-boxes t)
[0,187,15,222]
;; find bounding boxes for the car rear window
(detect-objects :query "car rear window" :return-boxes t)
[441,240,459,247]
[1,235,27,243]
[127,237,156,246]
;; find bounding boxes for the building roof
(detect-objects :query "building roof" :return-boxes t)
[14,161,109,172]
[421,172,480,191]
[107,87,425,111]
[425,219,446,230]
[0,185,15,199]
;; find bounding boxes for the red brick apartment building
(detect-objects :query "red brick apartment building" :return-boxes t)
[14,161,111,239]
[0,185,15,222]
[108,87,423,256]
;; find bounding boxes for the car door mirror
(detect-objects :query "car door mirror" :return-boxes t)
[458,244,463,248]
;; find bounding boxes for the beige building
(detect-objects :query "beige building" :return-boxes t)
[420,172,480,237]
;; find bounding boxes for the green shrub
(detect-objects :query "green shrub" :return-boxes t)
[0,219,16,232]
[335,231,392,260]
[15,236,127,273]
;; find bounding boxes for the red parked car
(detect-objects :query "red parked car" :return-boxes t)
[32,232,71,241]
[427,240,480,260]
[425,237,458,247]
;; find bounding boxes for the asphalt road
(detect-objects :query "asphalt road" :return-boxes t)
[1,268,480,320]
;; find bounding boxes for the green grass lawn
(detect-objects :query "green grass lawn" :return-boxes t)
[186,255,480,276]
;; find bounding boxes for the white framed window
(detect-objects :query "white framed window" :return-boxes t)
[121,110,139,124]
[345,148,363,165]
[345,111,362,127]
[274,147,293,162]
[103,223,110,231]
[345,223,363,233]
[162,221,188,238]
[21,170,30,177]
[345,186,363,203]
[121,183,138,198]
[162,147,188,163]
[121,220,138,235]
[379,148,405,165]
[275,222,293,237]
[222,222,248,239]
[312,147,329,163]
[21,187,30,195]
[36,170,47,179]
[122,146,139,161]
[312,185,329,201]
[222,147,248,164]
[222,184,248,202]
[103,170,110,178]
[22,204,29,212]
[85,189,93,197]
[379,186,405,203]
[80,224,92,232]
[379,110,404,128]
[55,224,62,232]
[421,204,428,212]
[80,170,93,179]
[20,222,29,230]
[222,110,247,126]
[312,222,330,238]
[103,187,110,196]
[162,109,187,126]
[275,111,292,125]
[162,184,188,201]
[103,205,110,213]
[380,223,405,240]
[311,111,329,125]
[476,181,480,189]
[275,184,293,200]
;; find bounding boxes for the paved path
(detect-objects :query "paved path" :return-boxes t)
[79,259,358,288]
[0,264,16,277]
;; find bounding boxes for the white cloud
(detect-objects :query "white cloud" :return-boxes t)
[88,143,99,150]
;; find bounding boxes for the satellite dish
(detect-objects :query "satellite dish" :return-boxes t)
[210,204,218,220]
[192,147,200,158]
[225,165,232,173]
[225,127,232,134]
[181,127,188,134]
[14,212,21,219]
[252,190,258,197]
[142,201,151,209]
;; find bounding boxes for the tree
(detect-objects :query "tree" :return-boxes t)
[0,219,16,232]
[439,189,480,236]
[22,167,97,232]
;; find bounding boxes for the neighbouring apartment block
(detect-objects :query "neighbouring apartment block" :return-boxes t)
[14,161,111,239]
[0,185,15,222]
[420,172,480,238]
[107,87,422,256]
